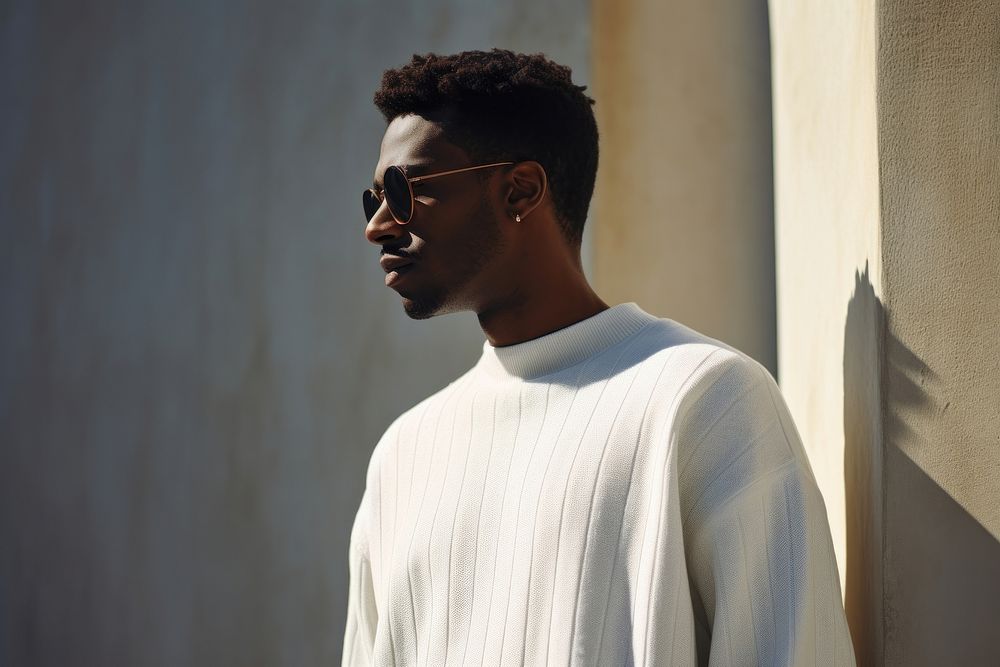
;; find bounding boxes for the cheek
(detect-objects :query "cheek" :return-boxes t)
[411,187,505,272]
[456,204,505,264]
[422,193,496,247]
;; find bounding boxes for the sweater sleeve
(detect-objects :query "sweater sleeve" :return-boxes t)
[343,418,400,667]
[676,350,855,666]
[342,483,378,667]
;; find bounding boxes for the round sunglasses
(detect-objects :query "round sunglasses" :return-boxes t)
[364,161,514,224]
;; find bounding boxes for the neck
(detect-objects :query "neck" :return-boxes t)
[476,243,609,347]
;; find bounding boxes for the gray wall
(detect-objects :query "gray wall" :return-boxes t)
[0,2,589,664]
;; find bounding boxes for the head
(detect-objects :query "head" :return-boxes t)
[365,49,599,319]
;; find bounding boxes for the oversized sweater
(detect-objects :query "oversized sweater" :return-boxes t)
[342,302,855,666]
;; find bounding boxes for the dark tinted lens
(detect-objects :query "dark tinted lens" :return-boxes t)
[384,165,413,223]
[363,189,381,221]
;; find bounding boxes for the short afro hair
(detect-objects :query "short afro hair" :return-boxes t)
[373,49,599,247]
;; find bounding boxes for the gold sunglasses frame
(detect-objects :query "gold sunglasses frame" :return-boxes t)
[365,161,514,224]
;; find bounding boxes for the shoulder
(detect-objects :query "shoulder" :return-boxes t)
[580,318,774,436]
[625,318,773,407]
[626,317,774,426]
[647,321,813,520]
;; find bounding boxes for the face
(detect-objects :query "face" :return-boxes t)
[366,113,508,319]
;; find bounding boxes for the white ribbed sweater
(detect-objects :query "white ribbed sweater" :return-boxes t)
[343,303,855,666]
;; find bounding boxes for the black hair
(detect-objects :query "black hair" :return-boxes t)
[373,49,599,246]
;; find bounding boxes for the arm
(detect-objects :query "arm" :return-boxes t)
[677,351,855,666]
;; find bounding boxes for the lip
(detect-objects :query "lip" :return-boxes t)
[380,254,414,273]
[384,263,416,287]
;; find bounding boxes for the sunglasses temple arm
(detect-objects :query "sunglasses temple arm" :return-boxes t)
[408,161,514,184]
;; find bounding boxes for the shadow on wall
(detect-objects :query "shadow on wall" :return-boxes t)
[843,262,883,666]
[844,264,1000,666]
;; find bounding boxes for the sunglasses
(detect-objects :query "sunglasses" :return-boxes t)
[364,161,514,224]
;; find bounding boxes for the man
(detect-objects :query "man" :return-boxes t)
[343,49,854,666]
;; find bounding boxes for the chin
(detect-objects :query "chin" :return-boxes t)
[399,285,472,320]
[401,294,447,320]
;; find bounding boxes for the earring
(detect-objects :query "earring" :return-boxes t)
[515,213,522,223]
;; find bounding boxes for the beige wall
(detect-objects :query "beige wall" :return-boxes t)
[772,0,1000,663]
[592,0,776,374]
[768,0,882,660]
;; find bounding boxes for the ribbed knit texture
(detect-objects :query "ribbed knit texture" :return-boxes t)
[343,303,855,666]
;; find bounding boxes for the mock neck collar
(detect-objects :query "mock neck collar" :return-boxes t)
[474,302,658,381]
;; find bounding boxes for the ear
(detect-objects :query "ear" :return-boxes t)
[503,161,547,221]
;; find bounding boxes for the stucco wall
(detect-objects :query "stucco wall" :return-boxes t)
[771,0,1000,663]
[592,0,776,374]
[0,2,589,664]
[878,1,1000,663]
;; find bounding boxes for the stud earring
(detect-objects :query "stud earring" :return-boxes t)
[515,213,522,223]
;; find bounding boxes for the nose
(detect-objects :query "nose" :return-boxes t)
[364,199,406,246]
